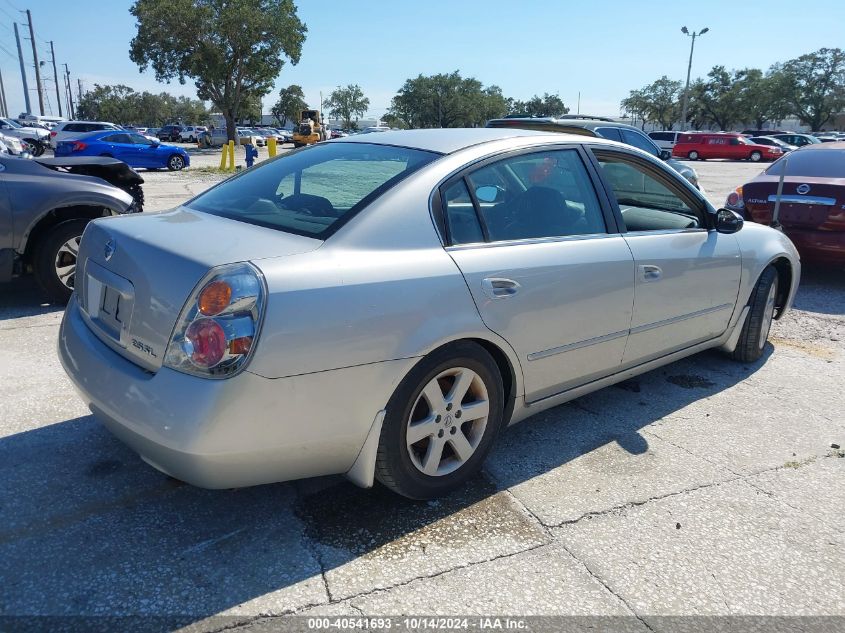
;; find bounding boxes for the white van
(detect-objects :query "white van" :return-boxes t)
[17,113,66,129]
[647,130,682,150]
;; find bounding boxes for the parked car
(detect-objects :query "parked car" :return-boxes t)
[672,132,782,162]
[58,128,799,499]
[741,129,789,137]
[330,129,349,139]
[180,126,207,143]
[50,120,122,149]
[157,125,184,142]
[487,117,702,189]
[239,128,267,147]
[748,136,798,153]
[724,142,845,264]
[0,154,139,302]
[0,117,51,155]
[648,130,683,150]
[0,132,27,155]
[770,133,820,148]
[55,130,190,171]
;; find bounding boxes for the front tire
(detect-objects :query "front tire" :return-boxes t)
[688,150,699,160]
[731,266,778,363]
[32,219,89,304]
[749,151,762,162]
[167,154,185,171]
[375,341,505,499]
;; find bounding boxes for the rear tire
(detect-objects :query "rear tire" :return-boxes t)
[32,219,89,304]
[375,341,505,499]
[688,150,699,160]
[749,151,762,162]
[731,266,778,363]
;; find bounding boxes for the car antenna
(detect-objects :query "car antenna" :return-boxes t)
[770,156,788,232]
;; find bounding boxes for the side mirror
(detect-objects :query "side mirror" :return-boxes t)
[475,185,502,203]
[660,149,671,160]
[715,208,744,234]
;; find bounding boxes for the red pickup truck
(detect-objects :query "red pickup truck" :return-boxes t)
[672,132,783,162]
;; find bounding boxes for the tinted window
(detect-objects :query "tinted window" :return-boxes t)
[621,129,660,157]
[595,152,702,232]
[765,149,845,178]
[130,134,154,145]
[443,180,484,245]
[187,142,439,239]
[102,133,132,143]
[65,123,84,132]
[464,149,606,242]
[649,132,671,141]
[595,127,622,142]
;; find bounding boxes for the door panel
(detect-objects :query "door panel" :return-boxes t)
[622,231,741,364]
[450,238,634,402]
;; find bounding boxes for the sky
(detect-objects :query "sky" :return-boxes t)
[1,0,844,121]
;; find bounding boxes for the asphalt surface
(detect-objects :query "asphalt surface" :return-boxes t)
[0,159,843,632]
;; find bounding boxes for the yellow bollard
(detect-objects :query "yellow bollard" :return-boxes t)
[268,136,277,158]
[227,140,235,171]
[218,144,227,169]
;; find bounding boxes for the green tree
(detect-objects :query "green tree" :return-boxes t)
[76,84,137,123]
[621,77,681,130]
[734,68,791,130]
[326,84,370,130]
[620,89,650,129]
[776,48,845,131]
[380,112,408,129]
[688,66,744,130]
[76,84,209,126]
[510,93,569,118]
[129,0,306,142]
[271,84,307,127]
[389,71,508,128]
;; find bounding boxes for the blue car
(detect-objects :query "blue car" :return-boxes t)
[54,130,190,171]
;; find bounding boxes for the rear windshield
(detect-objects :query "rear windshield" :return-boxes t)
[186,142,440,238]
[765,149,845,178]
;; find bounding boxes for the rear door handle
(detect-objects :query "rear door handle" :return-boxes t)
[481,277,521,299]
[639,265,662,282]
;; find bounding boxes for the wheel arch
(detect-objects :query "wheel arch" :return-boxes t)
[769,255,794,319]
[22,205,110,264]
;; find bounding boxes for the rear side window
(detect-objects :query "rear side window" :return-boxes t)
[187,142,439,239]
[443,180,484,244]
[450,149,607,243]
[65,123,84,132]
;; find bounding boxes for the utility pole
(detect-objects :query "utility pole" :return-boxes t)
[14,23,31,114]
[26,9,45,115]
[63,63,74,119]
[0,68,7,117]
[49,41,62,117]
[680,26,709,131]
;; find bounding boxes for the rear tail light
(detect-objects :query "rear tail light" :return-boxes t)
[71,141,87,151]
[50,131,57,137]
[164,263,266,378]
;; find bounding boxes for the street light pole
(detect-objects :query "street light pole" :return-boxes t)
[680,26,708,131]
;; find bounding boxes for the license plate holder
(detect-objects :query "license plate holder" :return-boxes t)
[84,260,135,345]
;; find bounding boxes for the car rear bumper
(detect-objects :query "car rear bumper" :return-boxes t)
[784,229,845,264]
[59,295,414,488]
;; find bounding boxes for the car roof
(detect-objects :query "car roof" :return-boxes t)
[334,127,585,154]
[487,117,641,134]
[795,141,845,151]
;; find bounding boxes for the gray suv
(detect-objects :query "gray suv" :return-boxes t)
[487,117,701,189]
[0,155,140,303]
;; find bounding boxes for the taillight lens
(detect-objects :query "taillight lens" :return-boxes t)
[164,263,266,378]
[72,141,87,151]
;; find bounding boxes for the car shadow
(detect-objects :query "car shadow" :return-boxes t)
[0,277,63,322]
[790,264,845,316]
[0,339,772,629]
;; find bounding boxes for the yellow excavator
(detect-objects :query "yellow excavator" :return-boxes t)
[291,109,327,148]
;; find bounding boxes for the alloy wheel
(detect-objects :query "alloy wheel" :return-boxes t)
[405,367,490,476]
[54,236,81,290]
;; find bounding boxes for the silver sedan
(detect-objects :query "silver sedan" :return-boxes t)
[59,129,800,499]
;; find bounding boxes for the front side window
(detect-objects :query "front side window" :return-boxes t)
[187,142,439,239]
[594,152,703,232]
[452,149,606,243]
[621,129,660,157]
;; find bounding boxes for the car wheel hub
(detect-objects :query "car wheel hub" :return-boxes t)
[54,236,81,290]
[406,367,489,477]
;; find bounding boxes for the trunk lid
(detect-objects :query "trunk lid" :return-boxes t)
[76,208,321,372]
[743,175,845,230]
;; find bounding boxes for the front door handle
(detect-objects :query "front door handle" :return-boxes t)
[639,264,662,282]
[481,277,521,299]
